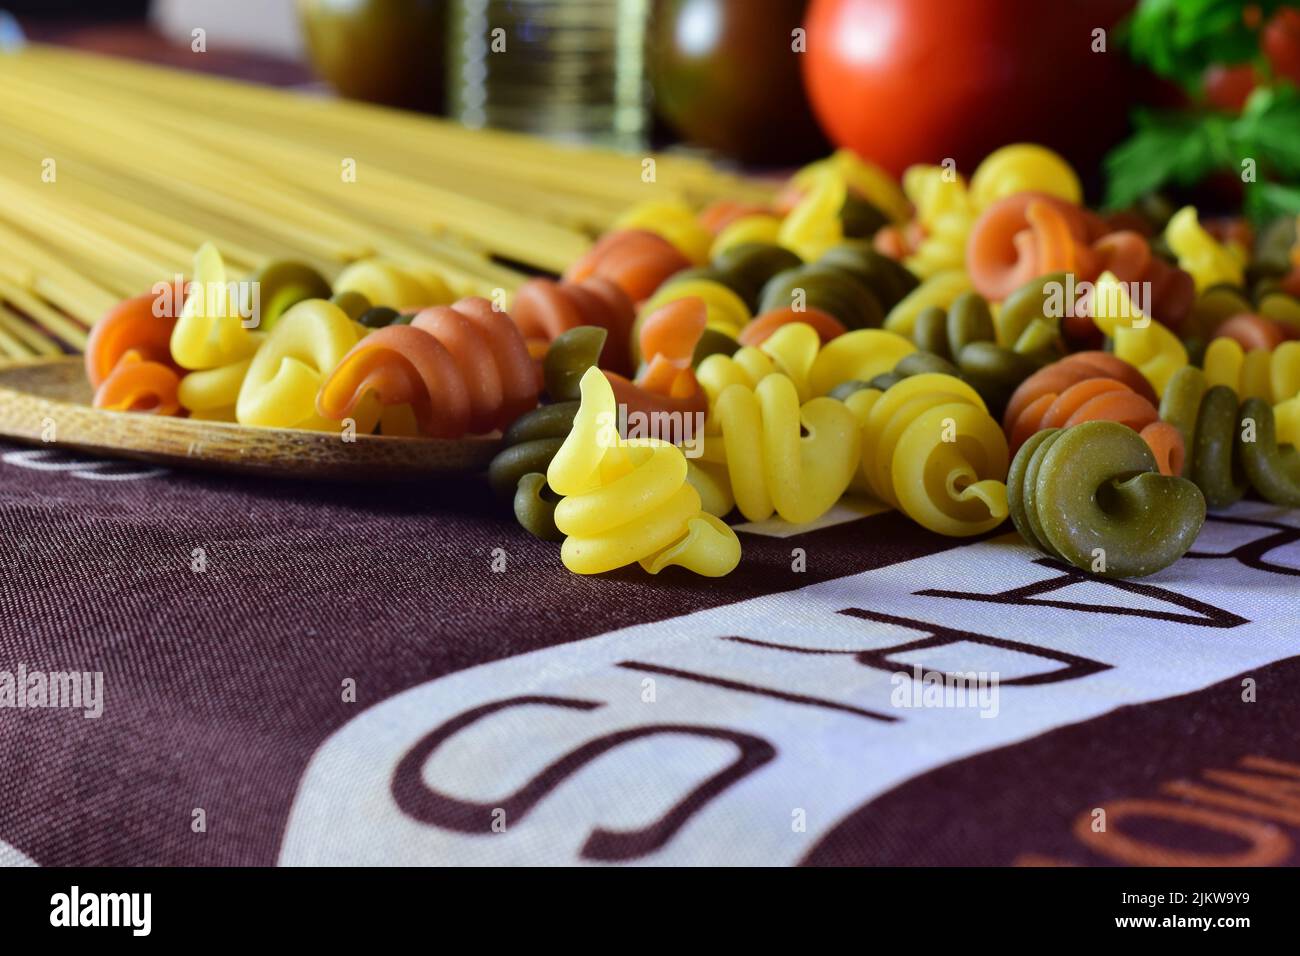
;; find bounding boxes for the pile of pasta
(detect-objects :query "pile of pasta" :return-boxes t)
[88,143,1300,581]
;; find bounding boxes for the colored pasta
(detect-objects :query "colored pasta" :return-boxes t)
[1007,421,1205,578]
[546,367,741,576]
[511,276,636,376]
[317,296,538,438]
[693,372,861,524]
[563,228,691,303]
[845,373,1009,536]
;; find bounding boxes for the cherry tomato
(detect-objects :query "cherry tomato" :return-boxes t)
[1203,63,1257,112]
[802,0,1136,176]
[1264,8,1300,87]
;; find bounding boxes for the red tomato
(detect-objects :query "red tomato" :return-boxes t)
[1264,8,1300,87]
[802,0,1136,176]
[1203,64,1258,112]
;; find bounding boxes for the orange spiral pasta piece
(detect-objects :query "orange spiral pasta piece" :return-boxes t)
[872,224,914,261]
[85,288,185,415]
[603,297,708,435]
[93,352,183,415]
[966,192,1097,302]
[738,306,846,347]
[1139,420,1186,478]
[1090,231,1195,331]
[511,276,636,376]
[698,199,771,234]
[563,229,691,303]
[317,296,538,438]
[1213,313,1291,350]
[1003,352,1181,473]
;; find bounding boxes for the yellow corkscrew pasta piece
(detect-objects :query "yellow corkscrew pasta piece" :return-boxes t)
[693,372,860,524]
[1276,395,1300,448]
[1203,337,1300,404]
[615,198,713,265]
[968,143,1082,209]
[170,242,262,370]
[333,259,455,310]
[883,270,973,337]
[901,166,976,278]
[235,298,367,430]
[847,373,1009,536]
[546,367,741,576]
[177,356,256,421]
[1165,206,1245,292]
[807,327,918,397]
[1092,271,1188,397]
[697,321,821,405]
[778,167,845,261]
[791,149,910,225]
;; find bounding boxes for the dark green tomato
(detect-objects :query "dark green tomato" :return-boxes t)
[299,0,447,112]
[358,306,401,328]
[759,264,883,329]
[711,242,803,311]
[330,290,372,321]
[649,0,828,165]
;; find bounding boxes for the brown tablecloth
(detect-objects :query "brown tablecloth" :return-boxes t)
[2,443,1298,867]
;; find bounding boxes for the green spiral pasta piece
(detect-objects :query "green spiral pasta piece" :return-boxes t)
[996,273,1068,352]
[1158,365,1208,477]
[917,294,1046,411]
[710,242,803,310]
[1160,369,1300,508]
[1238,398,1300,507]
[329,290,372,321]
[513,472,564,541]
[1190,385,1249,509]
[544,325,607,403]
[488,325,606,539]
[1007,421,1206,578]
[692,327,741,365]
[759,264,883,329]
[838,194,890,239]
[487,401,580,502]
[816,241,919,311]
[241,260,332,331]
